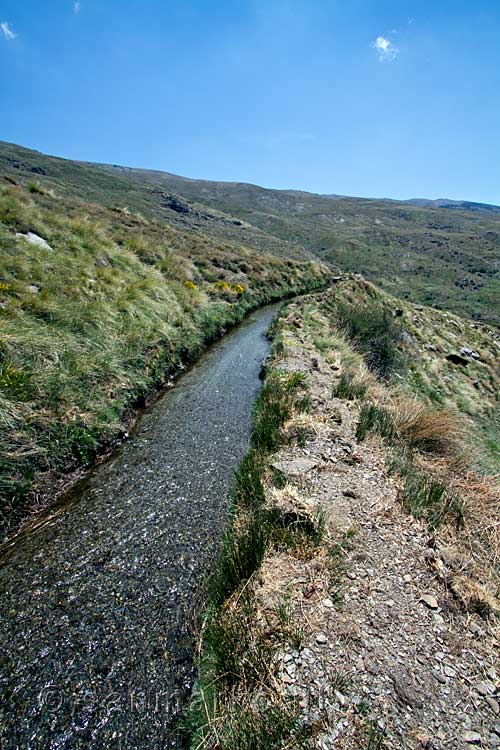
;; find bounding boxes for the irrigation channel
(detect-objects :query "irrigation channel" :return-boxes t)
[0,303,281,750]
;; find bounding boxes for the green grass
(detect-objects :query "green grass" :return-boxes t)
[334,298,405,379]
[251,371,308,452]
[188,696,311,750]
[387,452,464,529]
[365,721,386,749]
[207,370,314,610]
[231,450,266,512]
[333,371,368,400]
[356,403,396,442]
[0,183,328,533]
[208,513,269,610]
[189,368,323,749]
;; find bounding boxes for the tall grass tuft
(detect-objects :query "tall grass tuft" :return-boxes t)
[251,371,308,452]
[390,397,466,458]
[209,513,269,609]
[335,299,404,379]
[334,371,369,401]
[356,402,396,443]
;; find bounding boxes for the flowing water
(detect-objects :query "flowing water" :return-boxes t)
[0,304,279,750]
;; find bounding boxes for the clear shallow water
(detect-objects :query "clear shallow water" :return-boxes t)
[0,304,279,750]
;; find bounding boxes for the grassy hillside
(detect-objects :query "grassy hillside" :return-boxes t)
[0,180,328,534]
[96,163,500,326]
[3,141,499,326]
[0,141,315,262]
[318,277,500,473]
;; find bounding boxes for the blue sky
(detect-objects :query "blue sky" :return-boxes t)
[1,1,500,203]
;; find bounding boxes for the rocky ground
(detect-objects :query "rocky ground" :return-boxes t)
[254,301,500,749]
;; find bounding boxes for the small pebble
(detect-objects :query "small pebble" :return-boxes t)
[462,730,481,744]
[420,594,439,610]
[475,681,492,696]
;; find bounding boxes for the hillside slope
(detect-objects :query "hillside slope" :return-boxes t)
[322,277,500,473]
[0,141,316,262]
[2,141,499,325]
[95,163,500,326]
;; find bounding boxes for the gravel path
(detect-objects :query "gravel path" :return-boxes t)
[257,302,499,749]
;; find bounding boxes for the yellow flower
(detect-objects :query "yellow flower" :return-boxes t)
[183,280,197,290]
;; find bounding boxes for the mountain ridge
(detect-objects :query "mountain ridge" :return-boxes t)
[3,139,499,213]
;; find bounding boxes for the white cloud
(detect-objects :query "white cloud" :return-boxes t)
[372,35,398,62]
[73,1,81,13]
[1,21,17,40]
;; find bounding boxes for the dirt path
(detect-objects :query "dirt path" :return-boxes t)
[256,302,500,749]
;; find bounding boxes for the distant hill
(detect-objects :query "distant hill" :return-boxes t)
[1,140,499,325]
[404,197,500,214]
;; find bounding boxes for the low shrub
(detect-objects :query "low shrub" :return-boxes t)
[27,182,45,195]
[390,397,466,458]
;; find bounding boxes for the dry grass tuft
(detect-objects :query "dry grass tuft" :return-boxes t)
[449,575,500,617]
[446,472,500,590]
[387,395,467,459]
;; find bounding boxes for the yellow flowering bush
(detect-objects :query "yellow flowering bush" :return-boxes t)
[0,364,27,395]
[0,282,11,292]
[183,280,197,290]
[213,281,245,297]
[214,281,231,292]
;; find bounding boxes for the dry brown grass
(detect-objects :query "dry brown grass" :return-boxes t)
[387,395,467,459]
[448,472,500,587]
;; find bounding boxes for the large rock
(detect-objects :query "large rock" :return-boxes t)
[16,232,53,250]
[392,669,423,708]
[272,457,317,478]
[459,346,480,360]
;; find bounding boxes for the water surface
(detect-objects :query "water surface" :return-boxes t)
[0,304,279,750]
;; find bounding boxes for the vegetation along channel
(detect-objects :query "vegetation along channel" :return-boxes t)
[0,302,282,750]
